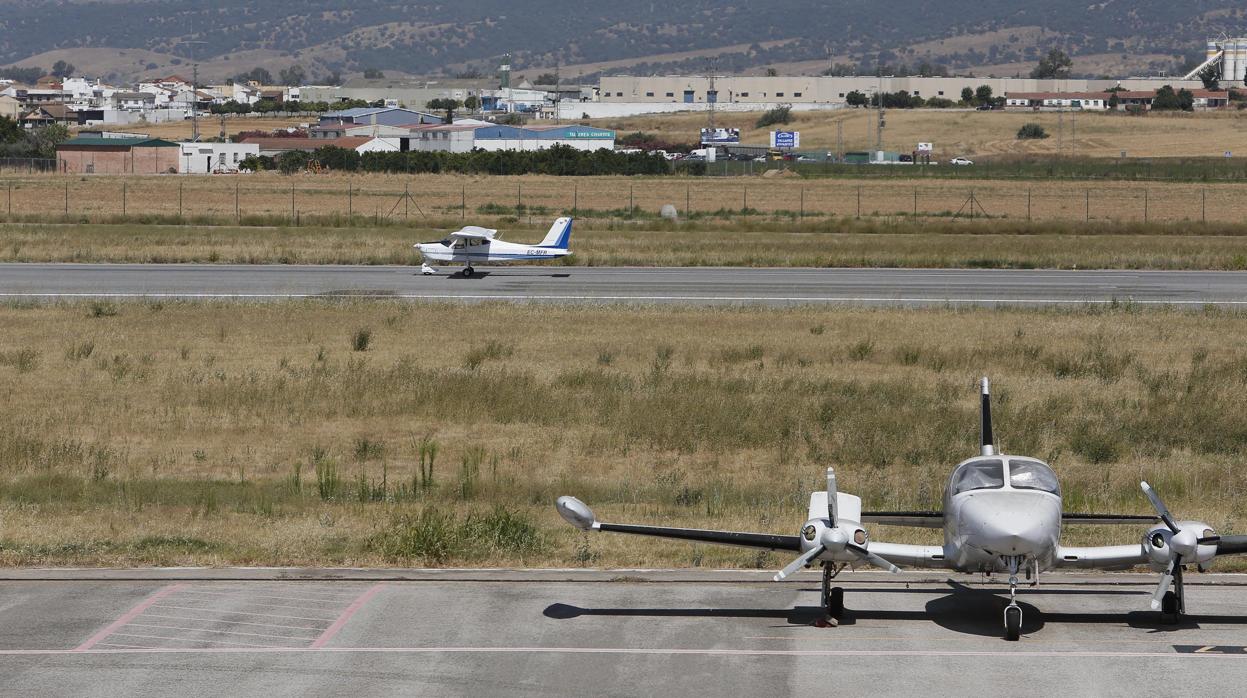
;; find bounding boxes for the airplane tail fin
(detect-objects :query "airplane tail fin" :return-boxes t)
[979,376,995,456]
[538,217,573,249]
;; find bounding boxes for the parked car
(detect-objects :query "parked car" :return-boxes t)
[975,104,992,111]
[950,156,974,166]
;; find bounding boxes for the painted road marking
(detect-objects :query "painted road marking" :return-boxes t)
[75,584,186,651]
[310,584,386,649]
[5,646,1247,659]
[76,584,377,651]
[0,292,1244,306]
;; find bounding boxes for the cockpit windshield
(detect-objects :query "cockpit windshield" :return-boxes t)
[1008,459,1061,495]
[951,459,1004,495]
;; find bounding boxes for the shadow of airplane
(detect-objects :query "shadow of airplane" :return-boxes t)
[543,580,1247,638]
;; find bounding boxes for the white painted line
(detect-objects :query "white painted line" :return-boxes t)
[125,622,316,642]
[150,597,345,613]
[107,632,280,648]
[75,583,186,651]
[11,646,1247,659]
[173,589,365,605]
[0,291,1242,305]
[151,604,338,623]
[140,613,324,632]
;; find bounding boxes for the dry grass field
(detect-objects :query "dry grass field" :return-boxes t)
[3,171,1247,225]
[589,109,1247,160]
[1,300,1246,569]
[5,218,1247,270]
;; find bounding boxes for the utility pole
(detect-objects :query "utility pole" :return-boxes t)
[707,69,717,131]
[554,60,561,124]
[191,62,200,142]
[874,68,886,154]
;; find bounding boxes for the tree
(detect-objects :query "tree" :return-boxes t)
[276,150,311,175]
[0,65,44,84]
[1030,49,1072,79]
[1151,85,1194,112]
[237,67,273,85]
[50,60,75,78]
[1108,92,1120,111]
[279,65,306,86]
[1016,123,1049,140]
[755,105,791,128]
[975,85,993,104]
[426,98,462,122]
[0,115,20,144]
[960,87,974,104]
[845,90,868,107]
[765,67,779,77]
[1197,65,1220,91]
[463,94,480,111]
[535,73,558,85]
[29,123,69,158]
[363,68,385,79]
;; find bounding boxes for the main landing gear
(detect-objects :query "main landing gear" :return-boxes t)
[460,265,475,277]
[820,563,844,626]
[421,263,437,275]
[1003,556,1024,641]
[1160,563,1185,625]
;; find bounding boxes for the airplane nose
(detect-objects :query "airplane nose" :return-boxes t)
[959,493,1056,556]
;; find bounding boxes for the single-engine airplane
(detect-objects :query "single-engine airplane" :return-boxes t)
[414,216,573,276]
[556,377,1247,641]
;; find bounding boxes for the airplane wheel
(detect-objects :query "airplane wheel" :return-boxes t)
[1004,604,1022,642]
[1160,591,1180,625]
[463,267,474,277]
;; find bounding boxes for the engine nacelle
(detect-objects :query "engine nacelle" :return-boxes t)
[799,519,868,560]
[1142,521,1217,570]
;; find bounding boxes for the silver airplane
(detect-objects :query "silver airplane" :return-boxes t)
[556,377,1247,641]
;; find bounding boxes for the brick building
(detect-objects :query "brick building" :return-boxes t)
[57,135,182,174]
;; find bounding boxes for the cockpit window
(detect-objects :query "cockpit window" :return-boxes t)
[1008,459,1061,495]
[951,459,1004,494]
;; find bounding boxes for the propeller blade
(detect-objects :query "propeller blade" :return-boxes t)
[773,545,825,582]
[1140,481,1179,533]
[1150,556,1178,611]
[847,543,901,574]
[826,467,838,524]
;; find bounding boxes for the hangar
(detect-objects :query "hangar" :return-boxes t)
[57,135,181,174]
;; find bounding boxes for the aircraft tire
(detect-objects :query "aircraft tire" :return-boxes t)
[1004,605,1021,641]
[1160,591,1180,625]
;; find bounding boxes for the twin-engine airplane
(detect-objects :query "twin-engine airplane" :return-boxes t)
[556,378,1247,641]
[414,217,573,276]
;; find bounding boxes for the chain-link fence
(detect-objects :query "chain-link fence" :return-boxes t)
[2,173,1245,225]
[0,159,56,174]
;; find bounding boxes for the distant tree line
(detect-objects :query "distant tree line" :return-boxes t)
[210,98,374,115]
[246,144,672,176]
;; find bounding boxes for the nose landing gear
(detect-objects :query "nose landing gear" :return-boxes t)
[1003,555,1024,641]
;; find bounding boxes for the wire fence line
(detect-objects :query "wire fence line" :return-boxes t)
[1,175,1246,226]
[0,159,57,175]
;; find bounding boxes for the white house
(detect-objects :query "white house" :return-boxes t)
[179,142,261,173]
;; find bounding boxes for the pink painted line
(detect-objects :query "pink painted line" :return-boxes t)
[309,583,385,649]
[75,583,187,651]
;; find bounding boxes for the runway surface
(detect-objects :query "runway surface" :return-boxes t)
[4,263,1247,306]
[3,569,1247,696]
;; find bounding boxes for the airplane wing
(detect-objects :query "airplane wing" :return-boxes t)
[1057,535,1247,570]
[446,225,498,241]
[865,542,951,569]
[591,522,802,552]
[860,511,1157,528]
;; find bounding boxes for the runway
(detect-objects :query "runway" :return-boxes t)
[4,263,1247,306]
[3,569,1247,696]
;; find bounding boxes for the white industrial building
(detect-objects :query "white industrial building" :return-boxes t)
[1184,38,1247,84]
[405,122,615,152]
[179,142,260,173]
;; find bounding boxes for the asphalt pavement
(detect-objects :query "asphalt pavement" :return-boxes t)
[3,569,1247,696]
[3,264,1247,306]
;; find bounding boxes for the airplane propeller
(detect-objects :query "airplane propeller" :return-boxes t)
[773,467,899,581]
[1140,481,1219,612]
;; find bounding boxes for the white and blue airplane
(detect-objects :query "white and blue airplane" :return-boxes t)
[414,217,573,276]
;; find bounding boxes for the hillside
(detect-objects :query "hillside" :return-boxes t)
[1,1,1244,83]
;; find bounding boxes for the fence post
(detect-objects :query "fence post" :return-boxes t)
[122,181,126,217]
[1202,189,1206,224]
[516,184,521,212]
[800,188,805,218]
[1027,189,1031,221]
[629,184,634,216]
[912,186,917,216]
[404,182,408,220]
[347,183,352,222]
[293,182,298,221]
[742,186,747,214]
[237,181,242,223]
[573,184,577,213]
[686,184,690,217]
[1143,189,1148,223]
[856,186,861,218]
[461,185,465,219]
[6,181,10,216]
[178,181,183,219]
[1085,189,1090,222]
[64,181,68,218]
